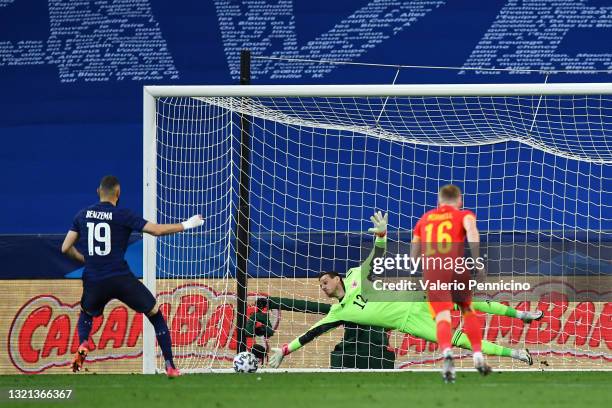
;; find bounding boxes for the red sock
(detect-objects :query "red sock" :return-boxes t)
[436,320,452,352]
[462,311,482,353]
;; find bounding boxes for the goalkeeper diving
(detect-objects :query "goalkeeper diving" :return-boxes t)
[268,211,541,369]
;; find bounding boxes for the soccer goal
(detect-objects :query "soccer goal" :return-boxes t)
[142,82,611,374]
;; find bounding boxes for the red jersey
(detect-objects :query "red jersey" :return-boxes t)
[414,205,477,310]
[413,204,475,254]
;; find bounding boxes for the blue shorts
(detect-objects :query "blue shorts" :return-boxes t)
[80,274,156,316]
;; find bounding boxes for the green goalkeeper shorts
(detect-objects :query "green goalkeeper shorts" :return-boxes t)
[399,304,438,343]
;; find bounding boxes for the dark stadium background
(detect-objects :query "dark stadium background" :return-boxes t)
[0,0,610,280]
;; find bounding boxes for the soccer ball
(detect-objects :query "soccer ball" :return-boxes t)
[233,351,258,373]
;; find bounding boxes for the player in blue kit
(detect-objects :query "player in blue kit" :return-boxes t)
[61,175,203,377]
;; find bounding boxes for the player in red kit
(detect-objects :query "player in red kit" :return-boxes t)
[411,184,491,383]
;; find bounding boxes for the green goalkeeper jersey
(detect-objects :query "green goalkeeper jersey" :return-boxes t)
[287,236,420,353]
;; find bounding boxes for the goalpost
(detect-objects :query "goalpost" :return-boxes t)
[143,82,611,374]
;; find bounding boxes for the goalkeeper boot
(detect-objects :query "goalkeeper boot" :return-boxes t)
[441,349,455,384]
[519,310,544,323]
[511,348,533,366]
[71,342,88,373]
[473,352,492,376]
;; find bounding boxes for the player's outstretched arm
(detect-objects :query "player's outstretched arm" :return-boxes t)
[143,215,204,236]
[257,296,331,314]
[61,230,85,263]
[269,314,343,368]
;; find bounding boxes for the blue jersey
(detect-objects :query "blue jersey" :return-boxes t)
[70,202,147,282]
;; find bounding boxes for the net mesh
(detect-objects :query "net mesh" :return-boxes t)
[150,92,611,372]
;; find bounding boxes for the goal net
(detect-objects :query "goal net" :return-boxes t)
[143,84,611,373]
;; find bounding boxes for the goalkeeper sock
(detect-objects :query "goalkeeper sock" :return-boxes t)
[473,300,517,318]
[148,311,175,369]
[482,341,512,357]
[462,311,482,353]
[436,320,452,352]
[504,306,519,318]
[453,331,512,358]
[77,311,93,345]
[488,302,520,318]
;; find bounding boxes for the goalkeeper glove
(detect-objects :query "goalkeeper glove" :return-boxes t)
[368,211,388,237]
[181,215,204,230]
[269,344,289,368]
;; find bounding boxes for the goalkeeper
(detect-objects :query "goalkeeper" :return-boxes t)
[268,212,540,368]
[259,296,539,368]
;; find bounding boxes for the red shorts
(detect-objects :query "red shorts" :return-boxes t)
[427,299,472,318]
[425,267,472,317]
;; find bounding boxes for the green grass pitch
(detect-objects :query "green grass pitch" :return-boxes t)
[1,372,610,408]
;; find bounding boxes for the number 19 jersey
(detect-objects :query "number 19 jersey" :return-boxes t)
[70,201,147,282]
